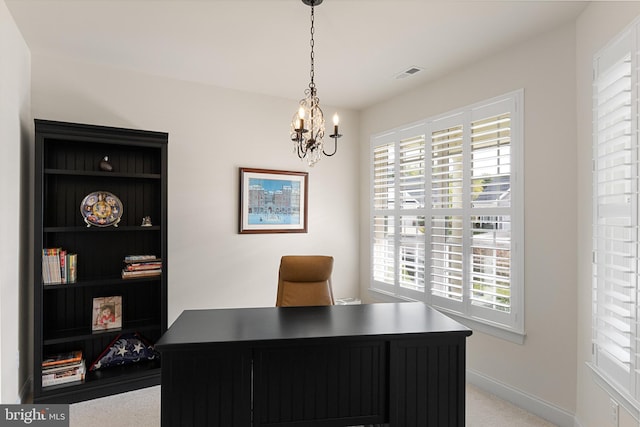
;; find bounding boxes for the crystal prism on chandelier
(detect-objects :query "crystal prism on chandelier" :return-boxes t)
[290,0,342,167]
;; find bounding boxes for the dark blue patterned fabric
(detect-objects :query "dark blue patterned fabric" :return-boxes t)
[90,332,159,371]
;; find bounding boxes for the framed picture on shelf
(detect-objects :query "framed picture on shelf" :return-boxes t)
[92,296,122,332]
[239,168,308,234]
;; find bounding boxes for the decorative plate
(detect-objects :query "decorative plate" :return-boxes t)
[80,191,123,227]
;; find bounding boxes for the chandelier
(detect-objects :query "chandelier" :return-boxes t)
[290,0,342,167]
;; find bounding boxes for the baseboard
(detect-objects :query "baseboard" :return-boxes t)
[467,369,576,427]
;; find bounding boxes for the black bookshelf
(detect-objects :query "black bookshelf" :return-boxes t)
[33,119,168,403]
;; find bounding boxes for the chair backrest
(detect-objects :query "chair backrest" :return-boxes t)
[276,255,335,307]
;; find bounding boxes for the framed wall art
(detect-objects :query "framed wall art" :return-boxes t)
[239,168,308,234]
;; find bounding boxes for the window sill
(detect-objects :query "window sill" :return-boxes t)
[367,288,526,344]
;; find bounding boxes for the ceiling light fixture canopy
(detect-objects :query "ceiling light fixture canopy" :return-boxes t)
[290,0,342,167]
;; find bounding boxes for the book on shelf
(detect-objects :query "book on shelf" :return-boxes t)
[124,255,158,262]
[68,253,77,283]
[122,255,161,279]
[42,358,86,387]
[123,261,162,271]
[42,350,83,368]
[42,358,84,374]
[122,269,162,279]
[42,248,77,285]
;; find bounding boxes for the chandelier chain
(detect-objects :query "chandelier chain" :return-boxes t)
[309,1,315,90]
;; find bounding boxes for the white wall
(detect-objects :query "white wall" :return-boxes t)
[360,19,578,426]
[29,54,360,325]
[576,3,640,427]
[0,0,31,403]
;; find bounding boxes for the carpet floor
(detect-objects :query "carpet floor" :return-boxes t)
[69,383,557,426]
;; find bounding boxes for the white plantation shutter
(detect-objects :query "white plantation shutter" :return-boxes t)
[431,123,464,210]
[592,24,639,401]
[371,125,427,299]
[428,115,466,313]
[470,216,511,313]
[370,90,523,334]
[470,114,512,208]
[399,214,425,292]
[468,105,515,326]
[372,142,395,289]
[373,142,395,211]
[372,215,395,286]
[430,215,464,302]
[399,136,426,209]
[425,98,520,328]
[399,135,426,295]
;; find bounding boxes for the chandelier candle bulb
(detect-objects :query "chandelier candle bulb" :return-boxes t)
[298,107,305,130]
[333,113,339,134]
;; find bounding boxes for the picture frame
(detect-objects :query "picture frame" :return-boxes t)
[92,296,122,332]
[239,168,308,234]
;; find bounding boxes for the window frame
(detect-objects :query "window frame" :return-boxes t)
[369,90,525,342]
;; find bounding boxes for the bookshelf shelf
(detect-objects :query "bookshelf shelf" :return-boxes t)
[43,226,161,233]
[43,322,162,345]
[33,119,168,404]
[44,168,161,180]
[42,275,162,290]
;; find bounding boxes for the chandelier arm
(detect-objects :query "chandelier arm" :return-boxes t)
[323,137,338,156]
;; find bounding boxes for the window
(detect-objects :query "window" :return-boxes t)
[370,91,524,337]
[591,18,640,412]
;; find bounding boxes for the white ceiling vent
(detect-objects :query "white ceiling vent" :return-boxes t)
[394,66,424,80]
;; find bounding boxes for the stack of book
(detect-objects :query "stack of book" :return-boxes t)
[42,350,86,387]
[121,255,162,279]
[42,248,77,285]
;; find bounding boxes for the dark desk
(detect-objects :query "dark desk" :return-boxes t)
[155,302,472,427]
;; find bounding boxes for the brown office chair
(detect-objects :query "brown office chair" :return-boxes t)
[276,255,335,307]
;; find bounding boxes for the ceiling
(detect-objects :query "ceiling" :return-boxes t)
[5,0,588,110]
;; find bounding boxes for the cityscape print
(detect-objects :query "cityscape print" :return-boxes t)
[247,177,301,225]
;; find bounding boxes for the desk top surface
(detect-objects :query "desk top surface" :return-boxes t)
[155,302,472,350]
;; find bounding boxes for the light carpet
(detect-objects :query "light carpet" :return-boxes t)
[69,383,557,427]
